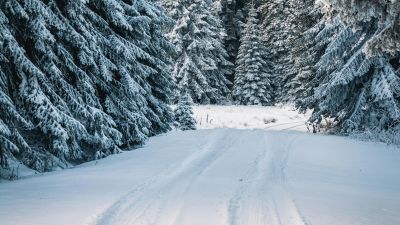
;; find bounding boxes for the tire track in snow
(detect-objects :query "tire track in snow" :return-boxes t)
[265,121,305,130]
[272,198,283,225]
[268,133,310,225]
[90,129,241,225]
[131,129,242,225]
[227,132,309,225]
[86,130,220,225]
[228,132,271,225]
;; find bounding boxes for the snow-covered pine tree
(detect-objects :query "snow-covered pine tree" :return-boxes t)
[72,0,175,144]
[233,5,274,106]
[213,0,247,83]
[159,0,184,20]
[320,0,400,57]
[279,1,324,102]
[167,0,233,104]
[260,0,298,101]
[260,0,319,102]
[295,16,343,111]
[291,1,399,134]
[1,0,100,170]
[131,1,176,135]
[302,18,400,133]
[0,0,175,175]
[0,11,36,169]
[174,92,196,131]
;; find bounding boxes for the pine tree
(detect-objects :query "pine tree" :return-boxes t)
[135,1,176,135]
[279,1,323,102]
[159,0,185,20]
[321,0,400,56]
[292,0,400,134]
[295,16,343,112]
[233,6,274,106]
[302,19,400,133]
[215,0,247,83]
[260,0,318,102]
[167,0,233,104]
[260,0,296,101]
[0,0,175,174]
[174,92,196,131]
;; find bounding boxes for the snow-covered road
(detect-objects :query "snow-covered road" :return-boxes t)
[1,129,400,225]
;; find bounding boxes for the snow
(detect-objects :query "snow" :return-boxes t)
[193,105,311,131]
[1,129,399,225]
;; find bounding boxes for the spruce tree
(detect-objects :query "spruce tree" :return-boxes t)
[159,0,184,20]
[260,0,318,102]
[260,0,296,101]
[280,1,323,102]
[233,6,274,106]
[294,16,342,111]
[167,0,233,104]
[321,0,400,56]
[214,0,247,83]
[0,0,175,174]
[302,19,400,133]
[292,0,400,134]
[174,92,196,131]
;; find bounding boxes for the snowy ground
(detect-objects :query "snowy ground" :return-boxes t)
[193,105,311,131]
[1,128,399,225]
